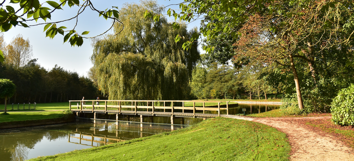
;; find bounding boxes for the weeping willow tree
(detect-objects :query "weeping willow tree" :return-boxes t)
[91,1,200,100]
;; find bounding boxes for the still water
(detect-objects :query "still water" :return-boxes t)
[0,104,278,161]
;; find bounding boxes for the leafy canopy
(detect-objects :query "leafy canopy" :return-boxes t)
[0,79,16,99]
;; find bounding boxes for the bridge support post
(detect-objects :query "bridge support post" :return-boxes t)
[116,113,119,123]
[94,112,96,124]
[218,102,220,117]
[193,102,195,118]
[227,102,229,115]
[171,115,174,131]
[76,112,79,117]
[140,115,143,127]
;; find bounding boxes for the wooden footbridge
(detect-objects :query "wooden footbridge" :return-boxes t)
[69,100,230,124]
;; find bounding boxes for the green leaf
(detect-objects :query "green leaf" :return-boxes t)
[153,15,160,22]
[19,22,29,27]
[112,10,119,19]
[64,32,74,43]
[81,31,89,35]
[175,34,181,43]
[27,10,34,18]
[0,50,4,63]
[10,0,21,3]
[77,37,83,46]
[58,29,64,35]
[39,7,51,21]
[43,23,52,31]
[10,20,18,26]
[32,0,40,10]
[167,9,171,16]
[58,26,67,29]
[72,0,79,5]
[6,6,15,13]
[33,9,40,22]
[47,1,62,9]
[0,22,12,32]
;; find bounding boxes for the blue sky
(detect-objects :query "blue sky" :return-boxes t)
[2,0,202,77]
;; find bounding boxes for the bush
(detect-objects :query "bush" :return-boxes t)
[331,84,354,126]
[280,94,303,115]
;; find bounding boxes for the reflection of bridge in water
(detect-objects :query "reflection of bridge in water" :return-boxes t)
[68,132,124,147]
[68,120,186,147]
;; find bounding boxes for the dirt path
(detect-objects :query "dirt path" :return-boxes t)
[223,115,354,161]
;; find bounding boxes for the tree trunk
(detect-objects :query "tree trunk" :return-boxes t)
[4,97,7,113]
[290,54,304,110]
[249,92,252,100]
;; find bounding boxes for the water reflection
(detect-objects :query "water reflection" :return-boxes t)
[0,118,200,161]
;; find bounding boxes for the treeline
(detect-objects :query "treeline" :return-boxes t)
[0,60,100,104]
[190,60,280,100]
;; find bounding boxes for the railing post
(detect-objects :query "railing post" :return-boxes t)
[193,102,195,117]
[227,101,229,115]
[105,101,107,113]
[147,101,149,112]
[80,101,83,112]
[152,101,154,115]
[164,101,165,112]
[182,102,184,113]
[69,101,71,111]
[135,101,137,115]
[203,102,205,114]
[218,102,220,117]
[171,101,174,115]
[92,101,94,113]
[119,101,121,113]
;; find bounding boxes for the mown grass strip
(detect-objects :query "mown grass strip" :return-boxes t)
[32,117,290,161]
[0,111,69,123]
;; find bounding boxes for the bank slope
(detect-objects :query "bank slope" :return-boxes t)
[32,117,290,161]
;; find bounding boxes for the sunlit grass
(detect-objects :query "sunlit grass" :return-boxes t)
[0,111,69,123]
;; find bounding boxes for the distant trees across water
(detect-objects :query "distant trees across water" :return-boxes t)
[0,61,100,104]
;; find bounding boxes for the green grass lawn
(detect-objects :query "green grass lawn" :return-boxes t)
[0,102,70,111]
[32,117,290,161]
[0,111,69,123]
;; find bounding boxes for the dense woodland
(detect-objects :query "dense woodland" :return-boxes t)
[0,60,99,104]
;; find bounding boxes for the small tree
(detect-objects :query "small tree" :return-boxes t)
[0,79,16,113]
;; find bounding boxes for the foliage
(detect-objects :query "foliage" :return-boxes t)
[168,0,354,112]
[331,84,354,126]
[0,0,121,47]
[32,117,291,161]
[91,1,200,100]
[190,61,242,99]
[0,62,100,104]
[0,79,16,99]
[3,34,32,67]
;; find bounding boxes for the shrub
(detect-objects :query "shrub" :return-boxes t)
[280,94,303,115]
[331,84,354,126]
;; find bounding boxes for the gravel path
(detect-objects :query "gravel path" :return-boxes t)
[223,115,354,161]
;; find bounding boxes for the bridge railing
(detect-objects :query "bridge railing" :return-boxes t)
[69,100,229,116]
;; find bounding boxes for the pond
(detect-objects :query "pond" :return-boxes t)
[0,104,279,161]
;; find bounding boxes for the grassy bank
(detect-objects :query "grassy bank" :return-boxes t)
[0,111,70,123]
[32,117,290,161]
[0,102,69,111]
[247,109,331,118]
